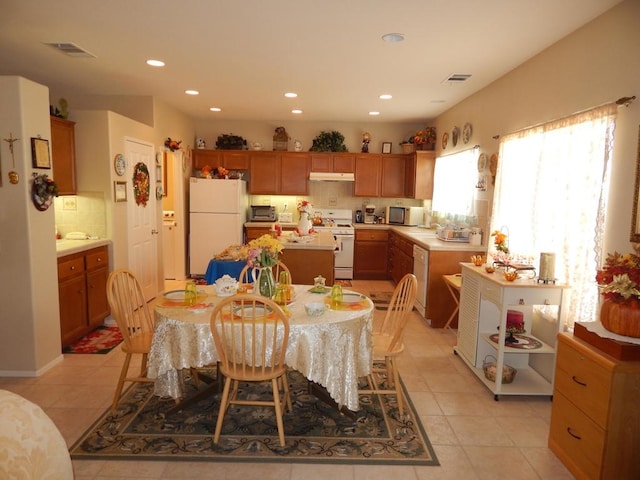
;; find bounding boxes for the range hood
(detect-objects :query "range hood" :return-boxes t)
[309,172,355,182]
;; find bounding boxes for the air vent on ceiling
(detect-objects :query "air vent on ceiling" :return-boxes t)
[442,73,472,83]
[45,42,96,58]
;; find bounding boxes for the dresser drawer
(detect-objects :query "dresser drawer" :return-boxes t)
[549,391,605,480]
[555,339,612,426]
[57,256,85,280]
[85,247,108,270]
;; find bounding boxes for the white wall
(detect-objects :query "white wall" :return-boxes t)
[0,76,63,374]
[433,0,640,257]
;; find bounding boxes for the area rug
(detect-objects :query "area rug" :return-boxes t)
[369,291,393,310]
[70,369,439,466]
[62,326,122,354]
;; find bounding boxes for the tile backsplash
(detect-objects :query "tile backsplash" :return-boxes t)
[54,192,107,239]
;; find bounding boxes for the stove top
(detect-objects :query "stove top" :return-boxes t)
[312,209,354,234]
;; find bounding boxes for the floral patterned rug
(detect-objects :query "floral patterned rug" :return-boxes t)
[62,326,123,354]
[70,368,438,466]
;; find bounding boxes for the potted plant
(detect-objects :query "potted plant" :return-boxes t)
[215,134,247,150]
[309,131,348,152]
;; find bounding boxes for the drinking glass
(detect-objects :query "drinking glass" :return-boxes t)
[330,284,343,309]
[185,280,197,305]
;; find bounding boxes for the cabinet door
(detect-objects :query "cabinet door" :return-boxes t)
[222,151,250,170]
[354,230,389,279]
[59,275,88,347]
[249,152,280,194]
[332,154,355,172]
[280,153,310,195]
[354,155,381,197]
[50,116,77,195]
[87,268,110,328]
[457,269,481,364]
[310,153,331,172]
[408,151,435,199]
[192,149,220,170]
[381,154,406,198]
[245,227,271,242]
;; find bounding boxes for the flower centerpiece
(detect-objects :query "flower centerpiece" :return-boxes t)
[296,200,314,235]
[596,251,640,337]
[490,229,512,267]
[244,234,284,298]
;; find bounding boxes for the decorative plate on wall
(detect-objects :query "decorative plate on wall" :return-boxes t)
[477,153,488,172]
[441,132,449,150]
[452,126,460,147]
[463,123,472,144]
[114,153,126,176]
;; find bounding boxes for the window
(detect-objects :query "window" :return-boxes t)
[432,148,477,220]
[491,104,617,324]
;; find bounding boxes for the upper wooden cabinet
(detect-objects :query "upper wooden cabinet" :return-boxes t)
[381,154,406,198]
[192,149,250,170]
[280,153,310,195]
[50,116,77,195]
[354,154,382,197]
[248,151,309,195]
[222,151,250,170]
[355,153,407,198]
[192,149,220,170]
[311,153,355,173]
[406,151,435,199]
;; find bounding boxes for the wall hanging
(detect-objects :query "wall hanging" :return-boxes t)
[31,137,51,169]
[31,173,58,211]
[3,132,19,184]
[133,162,150,206]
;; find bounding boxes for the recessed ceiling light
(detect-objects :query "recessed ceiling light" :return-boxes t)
[284,92,298,98]
[209,107,222,112]
[369,111,380,116]
[185,90,199,95]
[291,109,303,114]
[146,59,165,67]
[382,33,404,43]
[379,94,392,100]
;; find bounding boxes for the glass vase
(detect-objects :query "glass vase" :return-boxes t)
[257,266,276,299]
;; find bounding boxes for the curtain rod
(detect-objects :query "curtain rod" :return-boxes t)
[438,144,480,157]
[492,96,635,140]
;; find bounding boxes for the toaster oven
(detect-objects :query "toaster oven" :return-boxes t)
[250,205,276,222]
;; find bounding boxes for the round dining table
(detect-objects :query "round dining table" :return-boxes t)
[148,285,374,412]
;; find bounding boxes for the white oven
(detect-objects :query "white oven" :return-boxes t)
[312,209,354,280]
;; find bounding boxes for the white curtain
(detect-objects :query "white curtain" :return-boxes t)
[432,148,477,217]
[491,104,617,325]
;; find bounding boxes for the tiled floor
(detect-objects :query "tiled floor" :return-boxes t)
[0,280,574,479]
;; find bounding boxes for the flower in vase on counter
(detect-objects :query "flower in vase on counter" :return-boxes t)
[596,252,640,305]
[244,234,283,268]
[491,230,509,254]
[297,200,313,219]
[216,166,229,178]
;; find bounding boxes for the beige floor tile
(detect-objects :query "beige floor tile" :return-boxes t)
[353,464,418,480]
[407,391,444,416]
[496,416,551,447]
[93,459,168,477]
[433,392,498,417]
[420,415,458,446]
[415,445,480,480]
[521,447,575,479]
[224,462,292,480]
[463,446,541,480]
[447,416,514,446]
[161,461,239,479]
[290,463,354,480]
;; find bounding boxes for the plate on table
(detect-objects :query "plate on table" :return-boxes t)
[308,286,331,294]
[233,305,270,318]
[489,333,542,349]
[187,303,213,314]
[163,290,187,301]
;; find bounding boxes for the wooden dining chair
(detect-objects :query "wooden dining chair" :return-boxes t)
[210,294,291,446]
[360,273,417,416]
[106,268,155,410]
[238,261,292,284]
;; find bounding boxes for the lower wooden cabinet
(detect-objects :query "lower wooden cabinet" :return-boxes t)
[354,229,389,279]
[57,246,110,348]
[549,333,640,480]
[388,231,413,284]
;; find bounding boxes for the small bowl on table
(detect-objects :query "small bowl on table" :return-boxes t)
[471,255,485,267]
[503,270,519,282]
[305,302,327,317]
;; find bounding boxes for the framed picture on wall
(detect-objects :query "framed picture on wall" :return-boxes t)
[114,181,127,202]
[31,137,51,169]
[381,142,392,154]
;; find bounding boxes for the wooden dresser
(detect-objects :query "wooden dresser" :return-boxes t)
[549,333,640,479]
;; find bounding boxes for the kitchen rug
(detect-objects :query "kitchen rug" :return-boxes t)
[62,326,122,354]
[70,368,439,466]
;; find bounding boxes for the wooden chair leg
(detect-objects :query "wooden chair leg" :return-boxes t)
[272,378,286,447]
[391,358,404,415]
[281,373,292,413]
[214,377,233,444]
[112,353,132,410]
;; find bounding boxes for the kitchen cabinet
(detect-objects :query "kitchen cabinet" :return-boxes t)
[549,333,640,480]
[249,151,309,195]
[381,154,406,198]
[354,229,389,279]
[50,116,77,195]
[245,225,296,242]
[455,263,568,399]
[405,151,435,199]
[192,150,250,171]
[57,246,110,348]
[354,155,382,197]
[388,231,413,284]
[192,149,220,170]
[311,153,355,173]
[222,151,250,170]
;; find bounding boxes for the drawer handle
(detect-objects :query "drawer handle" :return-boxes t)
[97,258,102,262]
[70,266,75,271]
[571,375,587,387]
[567,427,582,440]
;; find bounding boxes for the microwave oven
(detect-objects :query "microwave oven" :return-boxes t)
[250,205,276,222]
[386,206,424,226]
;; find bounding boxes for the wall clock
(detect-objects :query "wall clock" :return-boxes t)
[114,153,126,176]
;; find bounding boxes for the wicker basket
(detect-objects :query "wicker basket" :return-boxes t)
[482,355,517,384]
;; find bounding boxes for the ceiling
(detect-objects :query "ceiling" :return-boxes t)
[0,0,622,124]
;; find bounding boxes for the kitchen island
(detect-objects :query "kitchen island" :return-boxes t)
[278,231,336,285]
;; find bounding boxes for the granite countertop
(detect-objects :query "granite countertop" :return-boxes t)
[56,239,111,257]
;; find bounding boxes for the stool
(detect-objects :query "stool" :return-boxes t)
[443,274,462,329]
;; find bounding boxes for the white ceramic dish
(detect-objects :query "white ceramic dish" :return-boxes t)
[305,302,327,317]
[163,290,186,300]
[233,305,268,317]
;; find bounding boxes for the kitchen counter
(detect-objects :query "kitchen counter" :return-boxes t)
[56,238,111,257]
[278,231,336,250]
[354,224,486,252]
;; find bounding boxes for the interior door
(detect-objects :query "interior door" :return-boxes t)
[125,137,158,301]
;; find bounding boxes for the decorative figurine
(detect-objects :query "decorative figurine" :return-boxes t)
[361,132,371,153]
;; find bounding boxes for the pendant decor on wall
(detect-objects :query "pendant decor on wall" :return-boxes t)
[133,162,150,206]
[31,173,58,211]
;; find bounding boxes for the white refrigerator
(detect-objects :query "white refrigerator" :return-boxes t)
[189,178,248,276]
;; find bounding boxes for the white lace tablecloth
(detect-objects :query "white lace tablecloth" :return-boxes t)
[148,285,373,411]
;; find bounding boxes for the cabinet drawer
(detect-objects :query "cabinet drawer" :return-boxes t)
[355,230,388,241]
[502,287,563,306]
[85,247,108,270]
[58,257,85,280]
[555,340,612,426]
[549,391,604,480]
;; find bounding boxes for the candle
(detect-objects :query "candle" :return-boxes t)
[539,252,556,281]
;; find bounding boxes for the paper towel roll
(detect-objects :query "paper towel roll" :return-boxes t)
[539,252,555,281]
